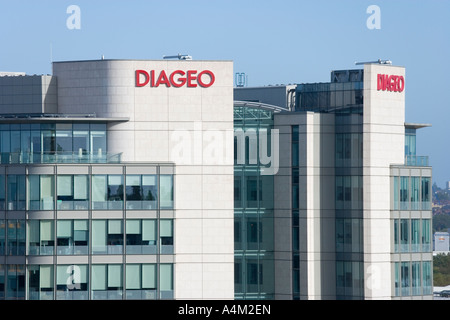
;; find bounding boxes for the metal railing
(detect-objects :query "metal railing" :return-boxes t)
[405,155,429,167]
[0,152,122,164]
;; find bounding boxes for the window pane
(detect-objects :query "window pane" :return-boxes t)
[142,220,156,241]
[142,264,156,289]
[57,176,73,197]
[126,220,141,234]
[92,220,107,253]
[57,220,72,238]
[92,176,106,201]
[160,175,173,209]
[40,220,54,241]
[91,265,106,290]
[126,265,141,290]
[160,264,173,291]
[74,175,88,200]
[108,265,122,288]
[160,220,173,237]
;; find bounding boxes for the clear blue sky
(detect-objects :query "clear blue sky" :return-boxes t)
[1,0,449,186]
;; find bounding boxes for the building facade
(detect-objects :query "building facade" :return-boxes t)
[0,59,433,300]
[234,63,433,300]
[0,59,235,300]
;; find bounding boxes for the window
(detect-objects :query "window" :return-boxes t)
[421,177,431,210]
[0,175,5,210]
[126,264,157,300]
[7,220,25,256]
[27,220,54,255]
[394,262,400,296]
[6,264,25,300]
[411,219,420,252]
[422,261,432,295]
[57,175,89,210]
[91,264,122,300]
[91,220,123,254]
[28,265,54,300]
[56,265,88,300]
[400,177,409,210]
[410,177,420,210]
[160,220,173,254]
[92,175,123,210]
[7,175,26,211]
[160,175,173,209]
[56,220,89,255]
[90,124,107,158]
[400,219,409,253]
[401,262,410,296]
[125,175,157,210]
[411,262,421,296]
[393,219,399,253]
[393,176,399,210]
[28,175,55,210]
[126,220,157,254]
[0,220,4,255]
[159,264,173,299]
[55,123,73,156]
[422,219,431,252]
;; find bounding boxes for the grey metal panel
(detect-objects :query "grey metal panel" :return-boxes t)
[91,255,123,264]
[26,211,55,220]
[160,166,174,174]
[27,256,55,265]
[27,165,55,175]
[56,166,90,174]
[5,166,26,174]
[56,255,89,265]
[91,210,123,219]
[56,211,89,220]
[125,166,158,175]
[125,211,157,219]
[91,165,124,174]
[126,255,157,264]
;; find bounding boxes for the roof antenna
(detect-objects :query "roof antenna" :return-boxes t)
[163,53,192,60]
[355,59,392,65]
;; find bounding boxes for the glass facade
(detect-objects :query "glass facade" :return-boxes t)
[234,106,275,300]
[0,122,120,164]
[291,126,300,299]
[391,135,433,298]
[0,157,175,300]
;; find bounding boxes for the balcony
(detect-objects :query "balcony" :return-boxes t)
[0,152,122,164]
[405,155,429,167]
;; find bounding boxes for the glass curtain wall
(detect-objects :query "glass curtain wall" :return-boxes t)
[391,170,433,297]
[233,106,275,300]
[335,113,364,300]
[0,123,108,164]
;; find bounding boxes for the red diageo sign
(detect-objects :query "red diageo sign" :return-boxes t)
[135,70,215,88]
[377,74,405,92]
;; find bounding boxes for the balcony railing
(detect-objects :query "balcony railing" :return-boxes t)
[405,155,429,167]
[0,152,122,164]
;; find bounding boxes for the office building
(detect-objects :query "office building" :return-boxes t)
[0,58,433,300]
[0,59,234,300]
[234,62,433,300]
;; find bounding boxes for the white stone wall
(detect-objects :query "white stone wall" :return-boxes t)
[53,59,235,299]
[363,64,405,299]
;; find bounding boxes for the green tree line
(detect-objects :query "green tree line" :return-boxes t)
[434,253,450,286]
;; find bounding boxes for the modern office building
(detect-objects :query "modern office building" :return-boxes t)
[234,62,433,300]
[0,58,433,301]
[0,59,235,300]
